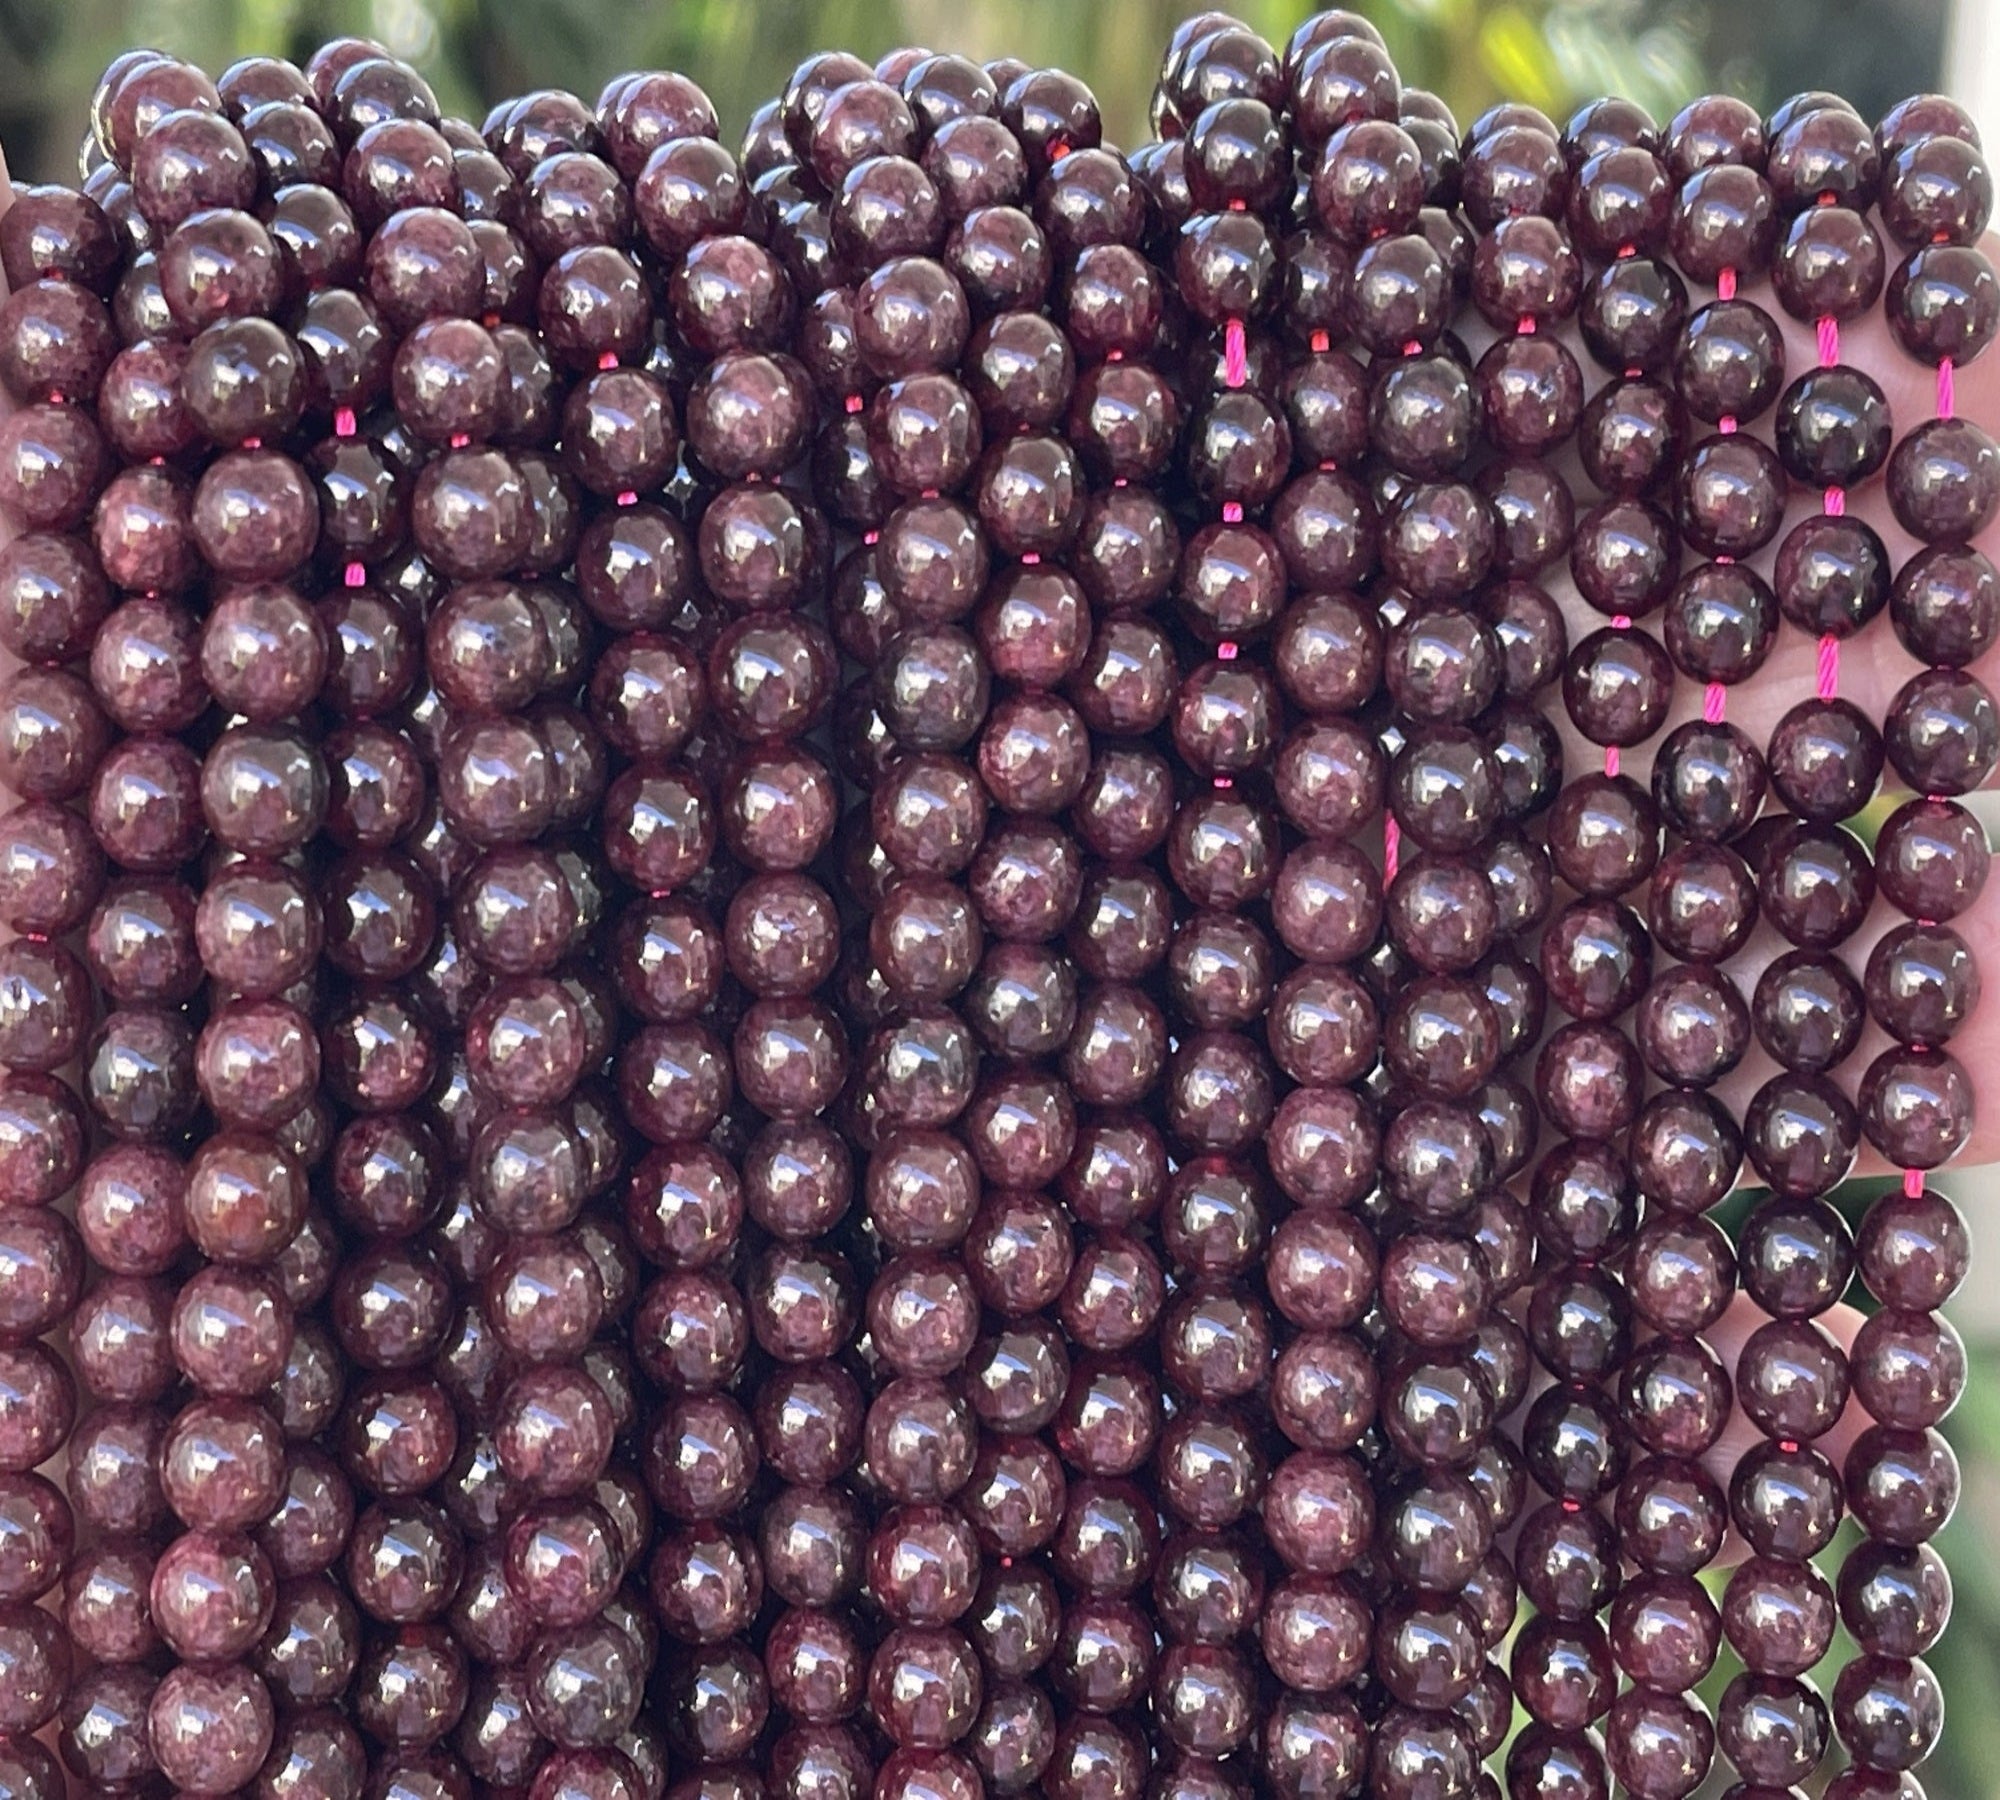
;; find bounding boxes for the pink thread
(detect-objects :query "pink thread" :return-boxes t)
[1309,330,1330,354]
[597,351,620,371]
[449,432,471,449]
[1213,775,1234,789]
[1824,486,1846,517]
[1717,267,1738,300]
[1601,606,1627,776]
[1817,315,1839,367]
[1223,319,1247,389]
[344,562,366,589]
[1816,632,1839,700]
[334,407,357,438]
[844,393,863,415]
[1517,315,1536,334]
[616,490,637,506]
[1719,414,1738,435]
[1940,357,1957,419]
[1217,642,1238,661]
[1383,816,1400,883]
[1703,682,1726,723]
[1221,502,1244,523]
[1905,1167,1926,1198]
[1021,552,1042,564]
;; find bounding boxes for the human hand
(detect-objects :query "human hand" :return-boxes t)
[1505,221,2000,1528]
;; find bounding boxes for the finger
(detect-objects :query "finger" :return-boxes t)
[1512,222,2000,1176]
[1527,227,2000,780]
[1696,1292,1867,1571]
[1688,870,1998,1168]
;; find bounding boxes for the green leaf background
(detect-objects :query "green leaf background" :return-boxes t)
[0,0,1954,180]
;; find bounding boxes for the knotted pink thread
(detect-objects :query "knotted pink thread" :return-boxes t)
[1223,319,1247,389]
[1383,816,1400,883]
[1606,614,1631,775]
[1703,683,1726,723]
[1816,312,1846,717]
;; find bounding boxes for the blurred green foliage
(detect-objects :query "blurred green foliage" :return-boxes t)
[0,0,1946,184]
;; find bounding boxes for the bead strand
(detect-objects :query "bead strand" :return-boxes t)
[1254,85,1402,1800]
[0,172,131,1800]
[0,21,1992,1800]
[1820,91,2000,1800]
